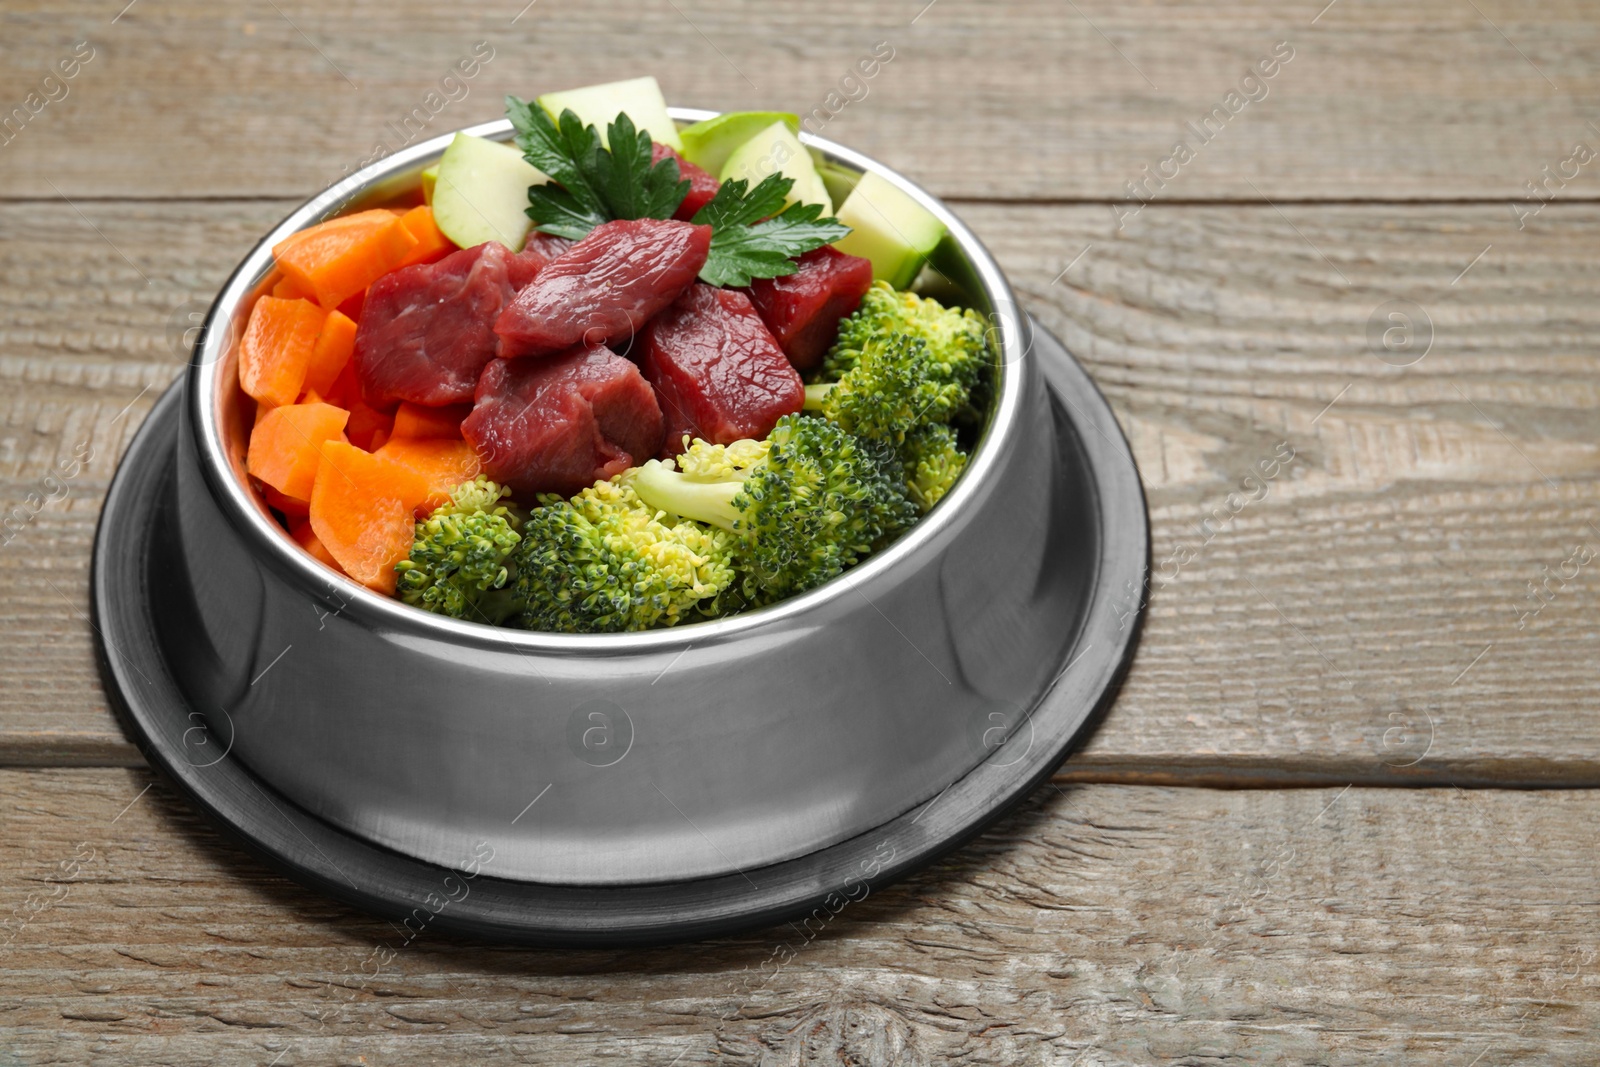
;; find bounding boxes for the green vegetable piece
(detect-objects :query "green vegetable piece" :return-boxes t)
[431,133,549,252]
[505,97,847,283]
[396,477,525,624]
[513,480,736,633]
[507,97,690,241]
[815,159,863,214]
[812,333,982,445]
[821,281,989,383]
[679,111,801,178]
[901,423,968,512]
[832,170,947,288]
[627,415,916,606]
[536,76,682,150]
[690,173,850,288]
[719,121,832,214]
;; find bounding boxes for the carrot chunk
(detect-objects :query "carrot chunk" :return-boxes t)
[309,441,432,594]
[375,437,482,513]
[290,519,345,573]
[247,401,352,502]
[338,289,366,323]
[390,401,472,440]
[345,398,395,452]
[272,275,313,300]
[272,209,419,311]
[395,205,455,268]
[303,310,358,398]
[238,296,328,409]
[263,484,311,519]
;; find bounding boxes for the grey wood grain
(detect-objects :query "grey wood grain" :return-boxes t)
[2,200,1596,784]
[0,769,1594,1065]
[0,1,1595,201]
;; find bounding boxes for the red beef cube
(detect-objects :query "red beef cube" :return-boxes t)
[506,232,573,291]
[494,218,711,359]
[353,241,515,407]
[651,142,721,221]
[638,284,804,457]
[742,246,873,372]
[462,343,665,498]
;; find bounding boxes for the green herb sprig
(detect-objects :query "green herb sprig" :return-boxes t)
[504,95,849,287]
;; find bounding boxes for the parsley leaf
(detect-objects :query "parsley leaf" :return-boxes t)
[691,175,852,288]
[505,96,689,241]
[593,112,692,223]
[501,96,851,282]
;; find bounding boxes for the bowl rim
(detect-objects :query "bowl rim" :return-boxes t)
[188,107,1028,652]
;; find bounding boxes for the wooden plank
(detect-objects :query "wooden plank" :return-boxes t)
[1,769,1596,1063]
[1,0,1598,201]
[1,200,1595,783]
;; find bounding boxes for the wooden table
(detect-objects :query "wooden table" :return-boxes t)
[3,2,1597,1062]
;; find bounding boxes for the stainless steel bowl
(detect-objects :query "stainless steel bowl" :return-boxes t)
[166,110,1084,885]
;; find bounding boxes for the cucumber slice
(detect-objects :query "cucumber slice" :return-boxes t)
[816,159,862,211]
[537,76,682,151]
[832,170,946,289]
[420,164,439,206]
[720,121,832,214]
[679,111,800,177]
[431,133,547,252]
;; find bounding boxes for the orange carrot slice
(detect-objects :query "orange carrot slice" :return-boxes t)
[272,209,419,311]
[247,401,352,502]
[290,519,345,573]
[337,289,366,323]
[376,437,482,513]
[395,205,455,268]
[303,310,358,398]
[323,359,360,409]
[309,441,431,594]
[345,398,395,452]
[238,296,328,409]
[272,275,313,300]
[390,401,472,440]
[263,484,311,518]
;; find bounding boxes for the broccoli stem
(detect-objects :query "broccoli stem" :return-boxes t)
[802,383,834,412]
[629,460,745,532]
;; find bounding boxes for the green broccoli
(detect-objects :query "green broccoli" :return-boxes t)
[513,479,737,633]
[820,281,990,384]
[395,477,525,624]
[626,415,917,606]
[902,423,968,512]
[806,332,979,445]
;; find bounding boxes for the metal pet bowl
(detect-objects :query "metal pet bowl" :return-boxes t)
[93,110,1149,944]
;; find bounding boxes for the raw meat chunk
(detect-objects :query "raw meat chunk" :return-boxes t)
[353,242,515,406]
[637,284,804,456]
[462,343,665,497]
[507,232,573,291]
[494,218,711,359]
[651,142,721,221]
[742,246,872,371]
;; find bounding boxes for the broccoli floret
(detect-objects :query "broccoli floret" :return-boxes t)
[820,281,990,383]
[902,423,968,512]
[809,332,981,446]
[395,477,524,624]
[627,414,917,606]
[674,436,772,480]
[513,479,736,633]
